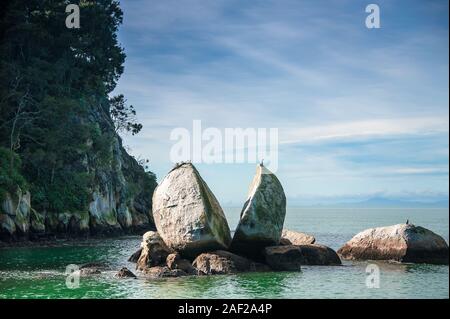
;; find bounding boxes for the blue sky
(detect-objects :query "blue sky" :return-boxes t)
[114,0,449,205]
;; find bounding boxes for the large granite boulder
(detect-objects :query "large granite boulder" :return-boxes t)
[263,245,302,271]
[136,231,173,271]
[298,244,341,265]
[152,163,231,258]
[338,223,449,265]
[231,164,286,259]
[281,229,315,245]
[192,250,269,275]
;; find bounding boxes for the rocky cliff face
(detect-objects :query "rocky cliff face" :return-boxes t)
[0,117,157,242]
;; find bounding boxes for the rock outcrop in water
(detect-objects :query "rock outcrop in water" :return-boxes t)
[263,243,341,269]
[152,163,231,258]
[338,223,449,265]
[230,164,286,259]
[192,250,269,275]
[298,244,341,265]
[144,266,188,278]
[115,267,137,278]
[136,231,173,271]
[264,245,303,271]
[166,252,197,274]
[280,229,316,245]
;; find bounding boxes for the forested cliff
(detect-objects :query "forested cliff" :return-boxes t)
[0,0,157,241]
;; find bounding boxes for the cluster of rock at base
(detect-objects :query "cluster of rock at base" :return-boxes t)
[123,163,448,278]
[125,162,342,278]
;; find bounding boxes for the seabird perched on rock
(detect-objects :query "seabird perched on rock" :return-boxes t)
[406,219,409,225]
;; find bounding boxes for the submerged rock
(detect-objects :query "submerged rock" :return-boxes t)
[144,266,188,278]
[298,244,341,265]
[152,163,231,258]
[136,231,172,271]
[192,250,267,275]
[115,267,137,278]
[80,268,102,276]
[280,229,316,245]
[78,262,108,276]
[231,164,286,259]
[338,223,449,265]
[264,245,302,271]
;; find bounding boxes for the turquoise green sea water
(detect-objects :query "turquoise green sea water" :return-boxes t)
[0,208,448,299]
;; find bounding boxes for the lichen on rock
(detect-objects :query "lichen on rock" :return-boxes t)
[152,163,232,258]
[231,163,286,259]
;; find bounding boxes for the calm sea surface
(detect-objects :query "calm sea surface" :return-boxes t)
[0,208,448,299]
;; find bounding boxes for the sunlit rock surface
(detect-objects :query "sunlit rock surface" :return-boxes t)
[152,163,231,258]
[338,223,449,265]
[231,164,286,259]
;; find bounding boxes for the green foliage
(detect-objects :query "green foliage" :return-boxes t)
[90,123,114,167]
[43,172,92,213]
[109,94,142,135]
[0,1,150,215]
[0,147,28,200]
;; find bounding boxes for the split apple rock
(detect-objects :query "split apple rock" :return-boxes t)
[152,163,232,258]
[231,163,286,258]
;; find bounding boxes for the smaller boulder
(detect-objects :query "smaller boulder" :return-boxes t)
[192,250,262,275]
[281,229,315,245]
[115,267,137,278]
[338,223,449,264]
[166,252,197,274]
[136,231,173,271]
[298,244,341,265]
[264,245,302,271]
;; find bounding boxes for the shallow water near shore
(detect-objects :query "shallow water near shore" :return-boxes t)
[0,208,448,299]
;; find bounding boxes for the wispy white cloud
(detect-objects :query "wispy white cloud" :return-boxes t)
[116,0,449,201]
[280,117,449,145]
[390,167,449,175]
